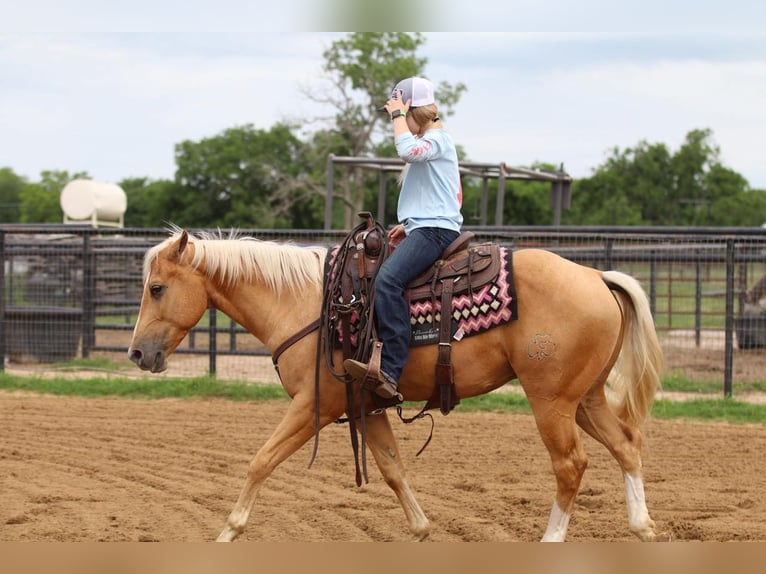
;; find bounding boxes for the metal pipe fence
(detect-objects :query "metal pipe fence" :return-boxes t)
[2,224,765,397]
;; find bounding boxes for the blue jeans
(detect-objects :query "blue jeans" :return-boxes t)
[374,227,460,381]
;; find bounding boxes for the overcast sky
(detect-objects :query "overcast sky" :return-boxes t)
[2,4,766,189]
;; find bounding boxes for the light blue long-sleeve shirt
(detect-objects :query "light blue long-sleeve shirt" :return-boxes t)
[394,128,463,235]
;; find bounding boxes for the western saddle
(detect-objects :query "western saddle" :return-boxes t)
[323,213,502,415]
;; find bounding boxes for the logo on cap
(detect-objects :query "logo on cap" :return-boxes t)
[392,77,435,107]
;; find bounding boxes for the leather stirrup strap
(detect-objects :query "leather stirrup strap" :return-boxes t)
[360,341,384,392]
[435,278,456,415]
[338,265,363,486]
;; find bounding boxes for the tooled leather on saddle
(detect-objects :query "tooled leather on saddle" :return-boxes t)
[406,242,516,347]
[324,225,517,414]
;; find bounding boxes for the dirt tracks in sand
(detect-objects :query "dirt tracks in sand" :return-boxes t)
[1,393,765,542]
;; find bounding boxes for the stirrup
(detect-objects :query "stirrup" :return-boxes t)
[343,359,403,402]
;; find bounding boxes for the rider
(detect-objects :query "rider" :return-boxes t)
[344,76,463,401]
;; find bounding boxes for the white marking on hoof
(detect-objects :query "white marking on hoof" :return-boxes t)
[624,472,658,541]
[541,500,570,542]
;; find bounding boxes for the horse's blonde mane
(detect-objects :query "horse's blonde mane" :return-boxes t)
[145,228,327,296]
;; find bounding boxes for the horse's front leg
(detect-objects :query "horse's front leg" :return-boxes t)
[217,398,320,542]
[364,411,430,541]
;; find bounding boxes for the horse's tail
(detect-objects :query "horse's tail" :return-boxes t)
[602,270,665,428]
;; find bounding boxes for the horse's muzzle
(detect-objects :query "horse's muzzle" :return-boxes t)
[128,347,168,373]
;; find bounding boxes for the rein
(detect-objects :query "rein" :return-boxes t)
[334,405,436,458]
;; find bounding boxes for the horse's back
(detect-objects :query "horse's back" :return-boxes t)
[513,247,604,291]
[510,248,617,322]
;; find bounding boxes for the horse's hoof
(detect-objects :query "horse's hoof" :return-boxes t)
[216,526,239,542]
[638,529,672,542]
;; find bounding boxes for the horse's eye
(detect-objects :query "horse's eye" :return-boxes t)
[149,284,165,298]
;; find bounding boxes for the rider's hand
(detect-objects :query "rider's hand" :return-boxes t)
[384,90,410,115]
[388,224,405,247]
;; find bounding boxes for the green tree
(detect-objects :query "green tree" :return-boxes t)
[564,129,754,226]
[704,165,766,226]
[565,161,645,225]
[310,32,467,228]
[460,169,560,227]
[120,177,185,228]
[172,123,316,229]
[20,170,89,224]
[0,167,24,223]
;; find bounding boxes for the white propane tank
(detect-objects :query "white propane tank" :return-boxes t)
[60,179,127,228]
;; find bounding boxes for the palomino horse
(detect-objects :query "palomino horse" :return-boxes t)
[128,229,666,542]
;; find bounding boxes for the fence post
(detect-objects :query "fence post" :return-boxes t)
[208,308,217,376]
[81,234,96,358]
[494,168,506,226]
[229,318,237,351]
[694,258,702,348]
[324,154,335,231]
[604,237,614,270]
[0,230,5,371]
[377,171,387,224]
[649,256,657,318]
[723,239,735,398]
[479,177,489,226]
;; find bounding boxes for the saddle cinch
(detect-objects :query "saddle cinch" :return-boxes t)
[327,212,502,416]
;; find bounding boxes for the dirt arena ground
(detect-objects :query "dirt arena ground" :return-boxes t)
[1,391,765,542]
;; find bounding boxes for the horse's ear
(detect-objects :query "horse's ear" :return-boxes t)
[168,230,189,262]
[178,230,189,256]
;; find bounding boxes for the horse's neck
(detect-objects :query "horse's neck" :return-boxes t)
[210,279,322,352]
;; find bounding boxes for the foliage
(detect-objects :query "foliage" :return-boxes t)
[19,170,89,224]
[563,129,762,226]
[120,177,185,228]
[171,123,321,229]
[0,167,24,222]
[462,175,553,227]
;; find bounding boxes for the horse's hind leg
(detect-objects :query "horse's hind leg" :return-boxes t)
[575,389,664,541]
[527,397,588,542]
[217,398,323,542]
[363,412,430,540]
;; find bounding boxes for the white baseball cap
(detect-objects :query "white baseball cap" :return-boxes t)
[392,76,435,107]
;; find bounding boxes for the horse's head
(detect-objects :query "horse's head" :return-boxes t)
[128,230,209,372]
